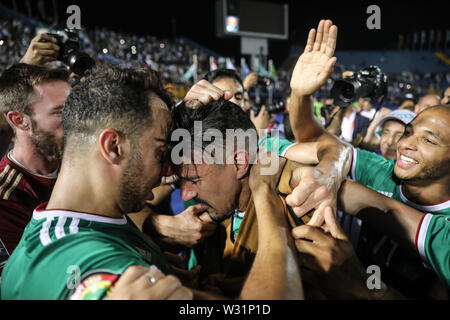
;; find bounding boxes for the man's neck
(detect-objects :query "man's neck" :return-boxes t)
[46,160,123,219]
[403,177,450,206]
[11,138,59,175]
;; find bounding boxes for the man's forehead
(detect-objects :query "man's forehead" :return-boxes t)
[178,161,212,177]
[32,81,71,109]
[411,113,450,140]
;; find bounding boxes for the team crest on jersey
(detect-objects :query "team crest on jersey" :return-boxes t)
[70,270,119,300]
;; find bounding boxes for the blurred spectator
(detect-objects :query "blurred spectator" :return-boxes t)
[414,94,440,114]
[441,87,450,105]
[374,109,416,160]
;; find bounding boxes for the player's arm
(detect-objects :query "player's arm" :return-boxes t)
[337,179,424,252]
[240,156,303,300]
[288,19,337,143]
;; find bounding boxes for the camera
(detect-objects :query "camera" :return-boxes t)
[249,76,285,116]
[331,66,388,107]
[46,29,95,76]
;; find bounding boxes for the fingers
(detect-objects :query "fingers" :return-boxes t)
[118,265,153,283]
[285,177,319,212]
[320,20,333,54]
[324,25,338,57]
[189,204,207,216]
[312,20,325,51]
[184,80,228,107]
[149,274,189,299]
[166,285,194,300]
[292,184,329,218]
[163,251,185,268]
[33,33,57,43]
[32,41,60,52]
[304,28,316,53]
[323,206,348,240]
[223,91,234,100]
[292,224,326,243]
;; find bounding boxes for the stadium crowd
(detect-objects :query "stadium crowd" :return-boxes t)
[0,8,449,301]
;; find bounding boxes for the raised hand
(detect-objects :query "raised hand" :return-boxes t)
[290,19,337,97]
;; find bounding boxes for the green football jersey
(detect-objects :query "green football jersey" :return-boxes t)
[351,148,450,288]
[1,203,172,300]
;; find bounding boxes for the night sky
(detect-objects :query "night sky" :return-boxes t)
[48,0,449,66]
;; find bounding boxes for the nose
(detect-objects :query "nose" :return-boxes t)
[180,181,197,202]
[387,134,397,147]
[397,132,417,152]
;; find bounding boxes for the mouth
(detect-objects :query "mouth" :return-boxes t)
[397,153,419,169]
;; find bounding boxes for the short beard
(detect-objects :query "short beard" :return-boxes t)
[30,121,63,161]
[119,148,152,213]
[396,159,450,184]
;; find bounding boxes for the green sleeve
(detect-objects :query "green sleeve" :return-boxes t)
[417,214,450,287]
[258,136,295,157]
[351,148,395,187]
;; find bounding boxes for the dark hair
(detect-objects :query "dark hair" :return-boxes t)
[0,63,69,116]
[169,99,257,162]
[203,68,243,87]
[62,64,172,148]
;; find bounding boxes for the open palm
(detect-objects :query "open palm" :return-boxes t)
[290,20,338,96]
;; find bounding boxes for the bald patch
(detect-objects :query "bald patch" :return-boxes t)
[420,104,450,119]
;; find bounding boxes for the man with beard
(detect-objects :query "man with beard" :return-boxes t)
[0,64,70,271]
[288,36,450,296]
[1,65,304,300]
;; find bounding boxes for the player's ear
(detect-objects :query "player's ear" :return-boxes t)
[7,111,31,132]
[98,128,129,165]
[234,149,250,180]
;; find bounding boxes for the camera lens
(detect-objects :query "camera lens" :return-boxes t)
[69,52,95,76]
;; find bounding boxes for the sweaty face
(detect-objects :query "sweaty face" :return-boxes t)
[178,160,241,222]
[379,120,405,161]
[29,81,71,160]
[212,78,245,110]
[394,108,450,183]
[119,94,171,213]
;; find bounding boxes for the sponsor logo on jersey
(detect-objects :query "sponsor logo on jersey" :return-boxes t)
[70,271,119,300]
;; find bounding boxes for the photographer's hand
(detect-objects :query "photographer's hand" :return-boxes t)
[250,105,270,133]
[20,34,60,66]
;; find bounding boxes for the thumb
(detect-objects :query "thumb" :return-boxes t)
[323,206,347,240]
[189,204,207,217]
